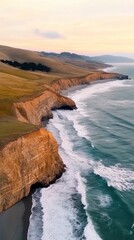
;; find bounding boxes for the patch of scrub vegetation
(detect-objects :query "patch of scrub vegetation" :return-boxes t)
[1,60,51,72]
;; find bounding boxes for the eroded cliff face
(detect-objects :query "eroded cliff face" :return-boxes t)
[14,71,128,126]
[51,71,128,92]
[0,71,128,212]
[0,128,64,212]
[14,89,76,126]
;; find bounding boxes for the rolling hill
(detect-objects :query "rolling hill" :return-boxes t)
[0,45,108,146]
[42,51,134,63]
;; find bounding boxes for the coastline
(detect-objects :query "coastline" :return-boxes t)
[0,85,92,240]
[0,71,129,240]
[38,70,134,240]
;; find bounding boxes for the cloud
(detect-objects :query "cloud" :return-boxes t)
[34,28,65,39]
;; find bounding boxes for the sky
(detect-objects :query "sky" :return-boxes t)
[0,0,134,57]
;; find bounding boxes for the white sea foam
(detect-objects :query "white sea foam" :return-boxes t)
[48,111,90,169]
[76,172,87,207]
[93,162,134,191]
[62,110,96,153]
[28,190,43,240]
[98,194,112,208]
[40,127,80,240]
[40,111,102,240]
[41,175,78,240]
[68,80,129,103]
[28,76,134,240]
[76,172,102,240]
[28,111,90,240]
[27,195,37,240]
[115,99,134,105]
[103,66,117,72]
[62,110,90,139]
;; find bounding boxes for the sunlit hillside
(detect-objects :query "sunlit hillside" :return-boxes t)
[0,45,107,146]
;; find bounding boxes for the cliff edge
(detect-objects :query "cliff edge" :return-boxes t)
[14,71,128,126]
[14,89,76,126]
[0,71,128,212]
[0,128,64,212]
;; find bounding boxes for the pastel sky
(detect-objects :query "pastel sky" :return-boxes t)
[1,0,134,56]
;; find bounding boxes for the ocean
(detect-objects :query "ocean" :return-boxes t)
[28,63,134,240]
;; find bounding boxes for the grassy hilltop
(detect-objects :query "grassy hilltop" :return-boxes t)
[0,45,107,146]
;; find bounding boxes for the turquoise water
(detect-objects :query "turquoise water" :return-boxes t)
[28,64,134,240]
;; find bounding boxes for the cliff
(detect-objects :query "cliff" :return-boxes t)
[51,71,128,92]
[0,128,65,212]
[14,89,76,126]
[0,71,128,212]
[14,71,128,126]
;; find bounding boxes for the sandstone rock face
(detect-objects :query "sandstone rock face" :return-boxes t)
[14,72,128,126]
[0,71,128,212]
[0,128,64,212]
[14,89,76,126]
[51,71,128,92]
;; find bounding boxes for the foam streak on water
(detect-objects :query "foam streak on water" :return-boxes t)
[28,190,43,240]
[40,111,102,240]
[93,162,134,191]
[68,80,130,103]
[76,172,102,240]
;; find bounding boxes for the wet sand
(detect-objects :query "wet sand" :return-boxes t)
[0,193,32,240]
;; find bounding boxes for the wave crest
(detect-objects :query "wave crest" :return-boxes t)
[93,162,134,191]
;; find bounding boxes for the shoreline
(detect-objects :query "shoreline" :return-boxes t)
[0,71,129,239]
[0,191,32,240]
[0,84,90,240]
[61,77,124,98]
[22,191,33,240]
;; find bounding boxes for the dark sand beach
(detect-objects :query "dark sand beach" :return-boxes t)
[0,193,32,240]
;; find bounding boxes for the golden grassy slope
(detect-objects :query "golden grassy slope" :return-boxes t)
[0,45,92,76]
[0,45,104,146]
[0,116,38,148]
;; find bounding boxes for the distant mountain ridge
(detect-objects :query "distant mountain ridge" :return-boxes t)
[40,51,109,70]
[41,51,134,63]
[90,55,134,63]
[41,51,91,61]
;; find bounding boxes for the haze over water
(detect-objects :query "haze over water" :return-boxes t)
[28,63,134,240]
